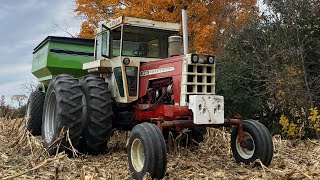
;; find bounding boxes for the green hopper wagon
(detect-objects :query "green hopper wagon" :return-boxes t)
[32,36,94,88]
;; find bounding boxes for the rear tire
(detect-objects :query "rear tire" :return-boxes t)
[79,75,113,154]
[42,74,83,155]
[128,123,167,180]
[231,120,273,166]
[25,91,45,135]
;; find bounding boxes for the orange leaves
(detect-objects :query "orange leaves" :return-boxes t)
[193,25,216,54]
[74,0,257,55]
[79,21,95,39]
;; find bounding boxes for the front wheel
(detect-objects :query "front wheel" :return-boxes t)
[231,120,273,166]
[128,123,167,180]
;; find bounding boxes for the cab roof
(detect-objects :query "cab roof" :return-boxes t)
[106,16,180,32]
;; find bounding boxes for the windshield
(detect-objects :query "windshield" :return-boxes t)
[112,26,176,58]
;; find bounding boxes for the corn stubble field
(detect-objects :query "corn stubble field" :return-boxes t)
[0,118,320,179]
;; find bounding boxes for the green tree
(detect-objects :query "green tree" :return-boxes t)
[218,0,319,136]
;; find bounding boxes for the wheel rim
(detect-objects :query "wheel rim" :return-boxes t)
[25,101,31,126]
[44,92,57,143]
[131,138,145,172]
[236,132,255,159]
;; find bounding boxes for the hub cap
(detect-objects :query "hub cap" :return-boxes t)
[236,132,255,159]
[44,92,57,143]
[131,139,145,172]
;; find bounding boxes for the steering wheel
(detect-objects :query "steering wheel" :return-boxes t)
[133,43,148,56]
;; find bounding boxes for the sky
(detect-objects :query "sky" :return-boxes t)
[0,0,82,105]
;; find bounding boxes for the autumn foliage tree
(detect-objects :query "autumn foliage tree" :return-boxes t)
[74,0,258,55]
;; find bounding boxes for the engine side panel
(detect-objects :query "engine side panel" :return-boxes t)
[139,55,183,104]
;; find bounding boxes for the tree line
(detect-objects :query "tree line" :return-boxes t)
[217,0,319,138]
[0,95,27,119]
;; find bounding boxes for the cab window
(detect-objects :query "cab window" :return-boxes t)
[121,26,173,58]
[112,27,121,56]
[126,67,138,96]
[114,67,124,97]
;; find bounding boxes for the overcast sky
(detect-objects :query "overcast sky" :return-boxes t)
[0,0,82,104]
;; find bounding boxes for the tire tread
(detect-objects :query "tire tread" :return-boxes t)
[79,74,113,154]
[26,91,45,135]
[42,74,83,155]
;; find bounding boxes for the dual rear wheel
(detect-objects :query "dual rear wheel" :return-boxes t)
[40,74,113,155]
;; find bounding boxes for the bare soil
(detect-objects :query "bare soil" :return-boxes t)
[0,118,320,179]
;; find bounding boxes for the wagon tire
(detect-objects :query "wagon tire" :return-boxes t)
[128,123,167,180]
[231,120,273,166]
[25,91,45,135]
[42,74,83,155]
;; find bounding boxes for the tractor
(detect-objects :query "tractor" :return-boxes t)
[26,8,273,180]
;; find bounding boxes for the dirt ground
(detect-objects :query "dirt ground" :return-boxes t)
[0,118,320,180]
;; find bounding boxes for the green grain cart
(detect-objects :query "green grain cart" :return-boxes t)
[26,36,94,135]
[32,36,94,87]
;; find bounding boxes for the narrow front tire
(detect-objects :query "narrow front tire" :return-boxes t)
[128,123,167,180]
[231,120,273,166]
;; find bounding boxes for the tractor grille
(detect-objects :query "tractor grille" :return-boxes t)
[181,59,216,106]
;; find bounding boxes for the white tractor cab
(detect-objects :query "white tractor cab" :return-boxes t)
[83,16,181,103]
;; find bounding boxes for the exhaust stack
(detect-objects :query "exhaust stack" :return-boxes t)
[182,7,189,55]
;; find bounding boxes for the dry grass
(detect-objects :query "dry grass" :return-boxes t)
[0,118,320,179]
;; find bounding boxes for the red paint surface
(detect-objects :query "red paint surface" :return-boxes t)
[139,55,183,103]
[135,55,193,122]
[133,104,192,121]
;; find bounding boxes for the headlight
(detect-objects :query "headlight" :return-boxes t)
[191,54,199,63]
[123,57,130,65]
[207,56,215,64]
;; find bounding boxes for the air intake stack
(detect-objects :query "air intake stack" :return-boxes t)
[168,36,183,57]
